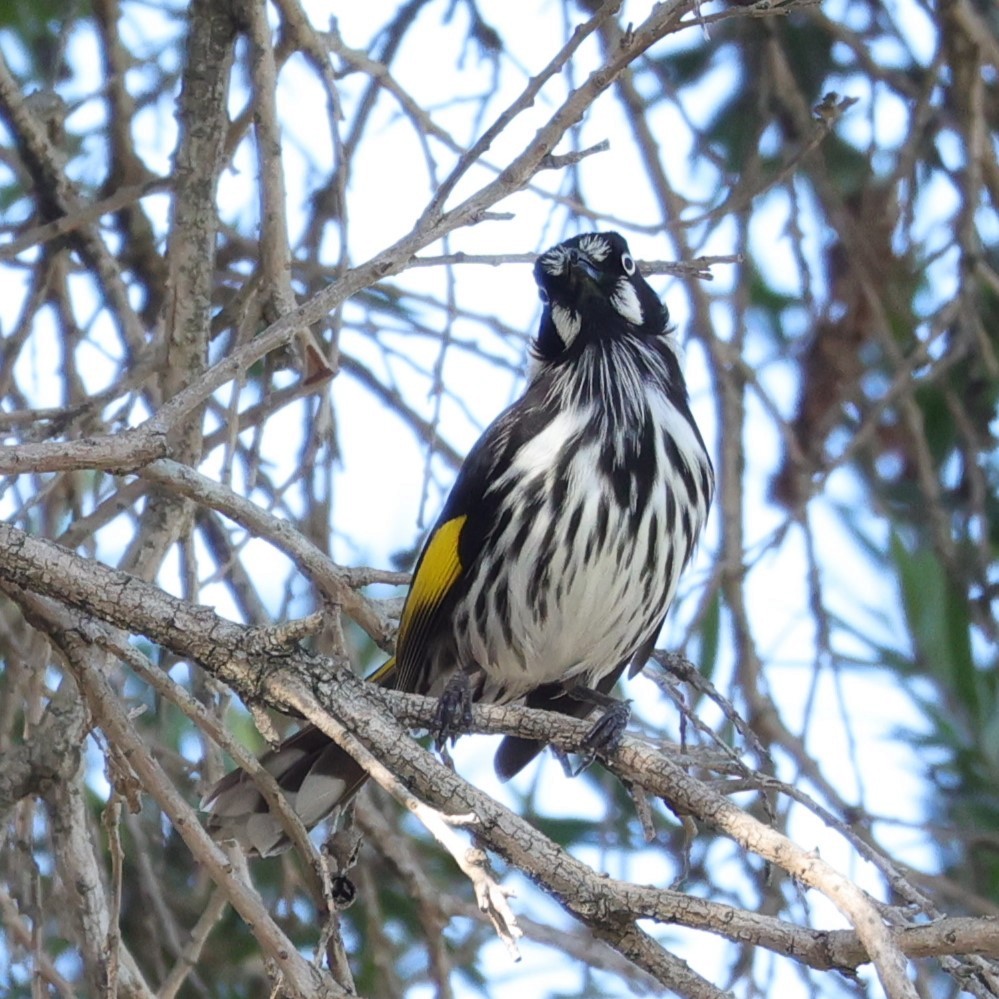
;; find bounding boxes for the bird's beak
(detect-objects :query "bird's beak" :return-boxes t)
[566,248,601,285]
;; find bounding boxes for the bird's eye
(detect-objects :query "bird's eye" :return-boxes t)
[538,288,550,305]
[621,253,636,276]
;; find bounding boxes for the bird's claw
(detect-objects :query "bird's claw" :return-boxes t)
[433,672,474,749]
[570,700,631,776]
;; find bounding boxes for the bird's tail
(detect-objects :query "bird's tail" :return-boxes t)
[202,657,397,857]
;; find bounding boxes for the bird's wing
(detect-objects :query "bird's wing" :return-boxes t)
[388,402,525,693]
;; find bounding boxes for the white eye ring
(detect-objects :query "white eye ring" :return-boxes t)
[621,253,636,276]
[538,287,550,305]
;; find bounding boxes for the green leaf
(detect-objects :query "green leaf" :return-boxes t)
[696,588,721,682]
[890,532,978,724]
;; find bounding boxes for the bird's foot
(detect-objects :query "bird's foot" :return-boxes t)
[570,699,631,776]
[433,671,474,749]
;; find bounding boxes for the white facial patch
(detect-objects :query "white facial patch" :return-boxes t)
[540,247,570,277]
[577,233,611,262]
[609,277,644,326]
[551,303,581,346]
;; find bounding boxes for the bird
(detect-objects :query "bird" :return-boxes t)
[203,231,714,856]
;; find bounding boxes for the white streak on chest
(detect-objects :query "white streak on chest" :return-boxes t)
[460,383,709,703]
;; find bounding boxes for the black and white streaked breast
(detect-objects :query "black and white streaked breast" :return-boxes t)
[448,232,714,703]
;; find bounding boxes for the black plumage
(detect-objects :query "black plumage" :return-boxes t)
[204,231,714,856]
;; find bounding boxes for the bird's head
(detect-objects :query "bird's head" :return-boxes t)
[532,231,668,361]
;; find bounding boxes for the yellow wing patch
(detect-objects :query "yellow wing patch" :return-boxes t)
[398,514,466,651]
[366,655,396,686]
[367,516,466,693]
